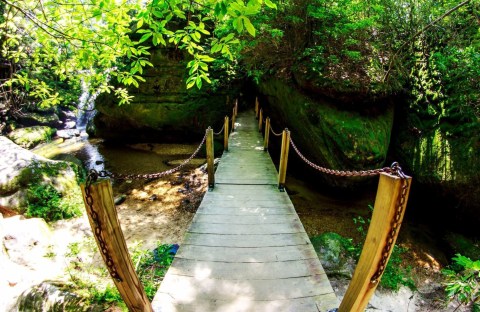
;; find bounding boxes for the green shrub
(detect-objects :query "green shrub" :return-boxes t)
[132,242,176,300]
[65,239,176,310]
[26,183,82,221]
[21,160,84,221]
[442,254,480,311]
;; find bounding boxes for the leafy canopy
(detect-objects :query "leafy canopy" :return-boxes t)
[0,0,277,107]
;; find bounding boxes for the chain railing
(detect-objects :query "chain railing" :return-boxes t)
[254,96,412,312]
[289,136,393,177]
[87,132,207,182]
[270,125,283,137]
[214,124,225,135]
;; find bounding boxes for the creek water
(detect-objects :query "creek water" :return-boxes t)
[34,138,201,176]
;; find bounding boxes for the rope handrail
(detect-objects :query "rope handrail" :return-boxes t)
[88,132,207,181]
[289,136,394,177]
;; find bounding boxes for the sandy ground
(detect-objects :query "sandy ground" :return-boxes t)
[114,167,208,250]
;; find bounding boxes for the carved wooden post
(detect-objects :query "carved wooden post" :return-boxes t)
[224,116,229,152]
[206,127,215,189]
[264,117,270,151]
[278,129,290,191]
[339,172,412,312]
[255,97,259,119]
[258,109,263,132]
[81,180,153,312]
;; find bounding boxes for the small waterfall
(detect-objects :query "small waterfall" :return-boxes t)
[76,79,99,133]
[74,77,105,171]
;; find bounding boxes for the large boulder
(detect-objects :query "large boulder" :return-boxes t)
[0,136,83,215]
[7,126,56,149]
[93,49,237,143]
[259,78,394,187]
[17,111,61,128]
[0,215,62,311]
[16,281,104,312]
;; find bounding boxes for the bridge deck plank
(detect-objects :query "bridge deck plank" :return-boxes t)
[152,110,338,311]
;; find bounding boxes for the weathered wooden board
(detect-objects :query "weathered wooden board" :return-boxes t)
[191,213,300,224]
[152,110,338,312]
[182,232,312,248]
[159,273,333,301]
[152,293,338,312]
[167,258,325,279]
[174,244,318,262]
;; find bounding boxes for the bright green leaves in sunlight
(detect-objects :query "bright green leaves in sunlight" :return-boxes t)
[0,0,278,110]
[186,55,215,89]
[133,0,278,89]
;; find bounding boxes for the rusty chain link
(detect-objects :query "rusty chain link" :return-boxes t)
[370,162,409,284]
[85,172,122,282]
[93,132,207,181]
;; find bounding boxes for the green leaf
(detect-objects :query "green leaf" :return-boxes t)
[233,17,243,33]
[196,76,202,89]
[186,80,195,89]
[264,0,277,9]
[211,43,222,53]
[139,33,152,43]
[243,17,256,37]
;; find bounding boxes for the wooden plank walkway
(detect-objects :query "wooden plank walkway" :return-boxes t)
[152,110,338,312]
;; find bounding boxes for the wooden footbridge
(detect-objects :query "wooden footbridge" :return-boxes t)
[152,110,338,311]
[81,99,411,312]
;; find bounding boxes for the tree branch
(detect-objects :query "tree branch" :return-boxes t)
[382,0,471,83]
[0,0,116,48]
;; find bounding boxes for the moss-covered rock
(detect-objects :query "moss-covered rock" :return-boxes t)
[394,109,480,229]
[310,232,355,277]
[7,126,56,149]
[259,78,394,187]
[17,112,61,128]
[17,281,105,312]
[94,49,237,142]
[0,136,83,217]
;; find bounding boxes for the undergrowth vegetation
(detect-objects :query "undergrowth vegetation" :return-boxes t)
[24,160,84,222]
[65,238,177,310]
[442,254,480,311]
[352,205,415,291]
[26,184,82,221]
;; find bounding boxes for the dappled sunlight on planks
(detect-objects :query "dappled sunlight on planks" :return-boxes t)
[152,110,338,311]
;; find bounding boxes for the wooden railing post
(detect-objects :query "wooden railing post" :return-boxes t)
[278,128,290,191]
[206,127,215,190]
[339,172,412,312]
[255,97,259,119]
[258,108,263,132]
[224,116,229,152]
[80,180,153,312]
[231,108,236,132]
[234,99,238,117]
[264,117,270,151]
